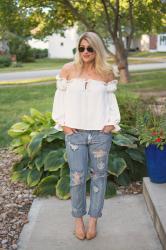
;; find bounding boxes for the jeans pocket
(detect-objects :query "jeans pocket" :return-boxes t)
[65,131,86,144]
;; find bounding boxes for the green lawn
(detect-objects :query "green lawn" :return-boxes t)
[121,69,166,91]
[0,58,71,73]
[128,51,166,58]
[0,69,165,148]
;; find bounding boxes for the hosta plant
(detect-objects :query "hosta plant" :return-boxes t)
[9,122,146,200]
[8,108,55,155]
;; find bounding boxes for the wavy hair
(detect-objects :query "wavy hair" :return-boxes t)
[74,32,112,77]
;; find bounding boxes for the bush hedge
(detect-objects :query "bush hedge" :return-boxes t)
[0,55,12,68]
[9,37,35,62]
[31,48,48,59]
[117,91,140,127]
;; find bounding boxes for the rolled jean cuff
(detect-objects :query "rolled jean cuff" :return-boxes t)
[72,209,87,218]
[87,210,102,218]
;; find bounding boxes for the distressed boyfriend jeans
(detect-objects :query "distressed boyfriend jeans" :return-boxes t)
[65,129,112,218]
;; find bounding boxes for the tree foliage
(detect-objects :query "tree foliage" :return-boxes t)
[15,0,166,40]
[1,0,165,82]
[0,0,34,38]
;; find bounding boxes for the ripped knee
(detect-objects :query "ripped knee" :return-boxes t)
[92,149,107,158]
[70,170,85,187]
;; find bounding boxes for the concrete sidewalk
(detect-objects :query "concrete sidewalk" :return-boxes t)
[18,194,162,250]
[129,62,166,71]
[143,177,166,249]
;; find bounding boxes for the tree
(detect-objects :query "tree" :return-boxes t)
[1,0,166,82]
[0,0,38,60]
[0,0,34,38]
[18,0,166,83]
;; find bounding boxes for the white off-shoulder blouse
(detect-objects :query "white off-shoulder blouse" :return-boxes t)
[52,74,121,133]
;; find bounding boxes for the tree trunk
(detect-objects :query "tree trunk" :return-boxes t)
[114,40,129,83]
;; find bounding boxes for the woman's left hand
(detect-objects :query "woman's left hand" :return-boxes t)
[101,125,115,133]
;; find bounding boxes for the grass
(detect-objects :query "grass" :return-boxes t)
[128,59,160,64]
[0,58,71,73]
[128,51,166,58]
[0,69,165,148]
[120,69,166,92]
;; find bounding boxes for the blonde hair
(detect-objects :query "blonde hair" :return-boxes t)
[74,32,112,77]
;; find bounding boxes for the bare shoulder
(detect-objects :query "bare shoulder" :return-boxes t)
[59,61,75,79]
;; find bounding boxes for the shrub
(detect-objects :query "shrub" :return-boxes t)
[31,48,48,59]
[9,37,35,62]
[0,55,12,67]
[8,108,146,199]
[117,91,141,127]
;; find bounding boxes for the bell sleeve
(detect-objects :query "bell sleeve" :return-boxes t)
[52,75,67,131]
[105,79,121,133]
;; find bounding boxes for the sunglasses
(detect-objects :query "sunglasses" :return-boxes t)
[78,46,94,53]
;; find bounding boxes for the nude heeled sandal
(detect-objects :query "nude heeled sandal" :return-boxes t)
[73,229,86,240]
[86,220,97,240]
[73,221,86,240]
[86,230,97,240]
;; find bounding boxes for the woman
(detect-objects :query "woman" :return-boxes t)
[52,31,121,240]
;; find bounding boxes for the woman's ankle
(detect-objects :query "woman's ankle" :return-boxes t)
[75,217,83,221]
[89,216,97,222]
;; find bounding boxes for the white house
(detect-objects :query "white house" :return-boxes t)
[157,34,166,52]
[129,34,166,52]
[28,28,166,58]
[28,26,78,59]
[28,38,48,50]
[48,26,79,58]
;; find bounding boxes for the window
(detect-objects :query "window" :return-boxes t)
[160,35,166,46]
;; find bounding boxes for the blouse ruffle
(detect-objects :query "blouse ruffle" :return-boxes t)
[106,79,118,93]
[55,74,118,93]
[55,75,68,91]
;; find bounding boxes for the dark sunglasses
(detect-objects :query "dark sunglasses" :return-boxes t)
[78,46,94,53]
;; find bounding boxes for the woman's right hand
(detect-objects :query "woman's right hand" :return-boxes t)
[61,126,78,135]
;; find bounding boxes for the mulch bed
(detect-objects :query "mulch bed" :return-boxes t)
[0,148,35,250]
[0,147,142,250]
